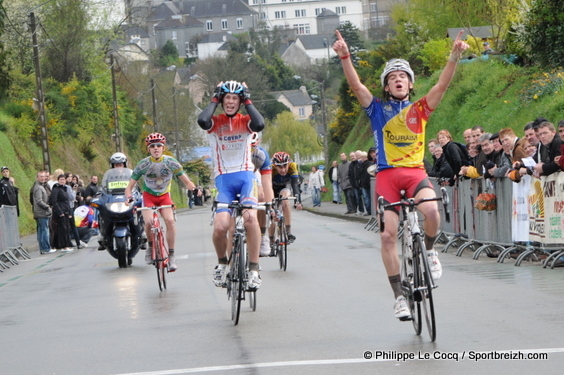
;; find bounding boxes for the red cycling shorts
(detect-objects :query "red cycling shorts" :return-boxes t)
[376,167,433,211]
[143,192,174,208]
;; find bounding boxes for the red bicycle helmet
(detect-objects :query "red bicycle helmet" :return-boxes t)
[272,151,291,166]
[145,132,166,146]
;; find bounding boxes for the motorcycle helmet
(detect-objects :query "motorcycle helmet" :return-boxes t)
[110,152,127,168]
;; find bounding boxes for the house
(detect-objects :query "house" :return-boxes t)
[155,15,204,58]
[121,25,151,53]
[280,34,336,67]
[271,86,315,121]
[196,32,237,59]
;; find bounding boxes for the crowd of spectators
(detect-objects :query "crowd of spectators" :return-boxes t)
[427,118,564,185]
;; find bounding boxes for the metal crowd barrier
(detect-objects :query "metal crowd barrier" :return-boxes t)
[0,205,31,271]
[363,174,564,269]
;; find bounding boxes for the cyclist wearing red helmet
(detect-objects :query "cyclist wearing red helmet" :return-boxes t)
[270,151,302,244]
[333,29,469,320]
[124,132,196,271]
[197,80,265,289]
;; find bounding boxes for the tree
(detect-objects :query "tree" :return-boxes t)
[158,40,179,68]
[263,112,323,160]
[334,22,364,65]
[0,0,11,99]
[522,0,564,67]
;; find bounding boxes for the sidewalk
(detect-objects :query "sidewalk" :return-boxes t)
[301,193,371,224]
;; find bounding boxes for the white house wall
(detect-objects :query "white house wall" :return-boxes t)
[249,0,365,34]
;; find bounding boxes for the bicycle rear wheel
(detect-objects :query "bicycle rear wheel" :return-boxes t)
[155,228,167,291]
[401,237,421,335]
[415,235,436,342]
[277,219,288,271]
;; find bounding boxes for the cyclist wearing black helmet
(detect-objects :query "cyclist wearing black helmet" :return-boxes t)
[197,80,266,289]
[270,151,302,244]
[333,29,469,320]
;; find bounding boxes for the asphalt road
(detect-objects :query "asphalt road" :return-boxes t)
[1,206,563,374]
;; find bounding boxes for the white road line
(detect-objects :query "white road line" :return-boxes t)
[114,347,564,375]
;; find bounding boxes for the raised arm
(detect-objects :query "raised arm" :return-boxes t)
[333,30,373,108]
[426,30,469,110]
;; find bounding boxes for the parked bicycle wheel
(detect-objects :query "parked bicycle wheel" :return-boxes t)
[416,235,436,342]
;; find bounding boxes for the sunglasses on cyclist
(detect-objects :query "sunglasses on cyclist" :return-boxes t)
[149,143,164,148]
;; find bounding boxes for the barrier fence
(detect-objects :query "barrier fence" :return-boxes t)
[365,172,564,268]
[0,205,30,271]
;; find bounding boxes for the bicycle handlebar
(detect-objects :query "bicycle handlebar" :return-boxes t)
[136,205,174,212]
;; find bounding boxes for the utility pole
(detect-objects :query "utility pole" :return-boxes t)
[172,85,181,162]
[150,78,158,132]
[320,80,328,166]
[110,54,122,152]
[29,12,51,173]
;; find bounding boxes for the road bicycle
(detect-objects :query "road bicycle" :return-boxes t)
[214,200,266,325]
[378,188,449,342]
[269,196,296,271]
[136,205,174,291]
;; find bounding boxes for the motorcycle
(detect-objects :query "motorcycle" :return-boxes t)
[91,168,144,268]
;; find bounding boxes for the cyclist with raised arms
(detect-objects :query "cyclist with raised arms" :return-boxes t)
[270,151,302,244]
[197,80,266,289]
[250,132,276,256]
[124,133,196,272]
[333,30,469,320]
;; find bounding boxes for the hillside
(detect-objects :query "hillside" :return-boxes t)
[330,58,564,163]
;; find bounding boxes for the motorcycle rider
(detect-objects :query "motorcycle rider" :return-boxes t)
[96,153,144,263]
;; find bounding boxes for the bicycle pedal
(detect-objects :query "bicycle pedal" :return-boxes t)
[399,316,413,322]
[413,291,423,302]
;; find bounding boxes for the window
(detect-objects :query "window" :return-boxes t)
[293,23,310,35]
[295,9,306,17]
[260,12,267,20]
[336,6,346,14]
[206,20,213,31]
[236,18,243,29]
[298,107,305,117]
[221,19,228,30]
[315,8,326,16]
[370,3,377,12]
[275,11,286,19]
[171,31,177,40]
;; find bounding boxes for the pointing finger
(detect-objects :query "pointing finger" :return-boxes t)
[335,30,343,41]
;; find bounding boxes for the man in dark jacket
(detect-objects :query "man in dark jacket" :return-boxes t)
[83,175,100,200]
[0,166,19,216]
[348,151,365,215]
[533,121,562,176]
[337,152,355,214]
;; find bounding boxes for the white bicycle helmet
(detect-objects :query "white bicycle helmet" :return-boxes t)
[380,59,415,87]
[220,80,244,96]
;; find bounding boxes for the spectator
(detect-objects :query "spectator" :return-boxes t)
[499,127,527,164]
[65,172,83,249]
[83,175,100,200]
[348,151,365,215]
[337,152,355,214]
[48,168,64,189]
[0,166,19,215]
[437,129,469,185]
[359,151,372,216]
[50,174,74,252]
[309,166,324,207]
[533,121,562,176]
[490,133,503,154]
[482,42,494,55]
[74,202,97,246]
[462,133,511,179]
[425,139,439,175]
[556,120,564,171]
[32,170,55,254]
[428,143,454,180]
[463,128,472,144]
[328,160,342,204]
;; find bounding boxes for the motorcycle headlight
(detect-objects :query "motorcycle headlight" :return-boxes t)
[106,202,130,213]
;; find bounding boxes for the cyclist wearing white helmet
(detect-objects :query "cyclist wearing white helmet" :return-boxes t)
[197,81,266,289]
[333,29,469,320]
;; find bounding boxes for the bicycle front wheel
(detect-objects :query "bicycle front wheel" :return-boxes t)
[415,235,436,342]
[277,219,287,271]
[155,229,167,291]
[230,236,244,325]
[401,237,421,335]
